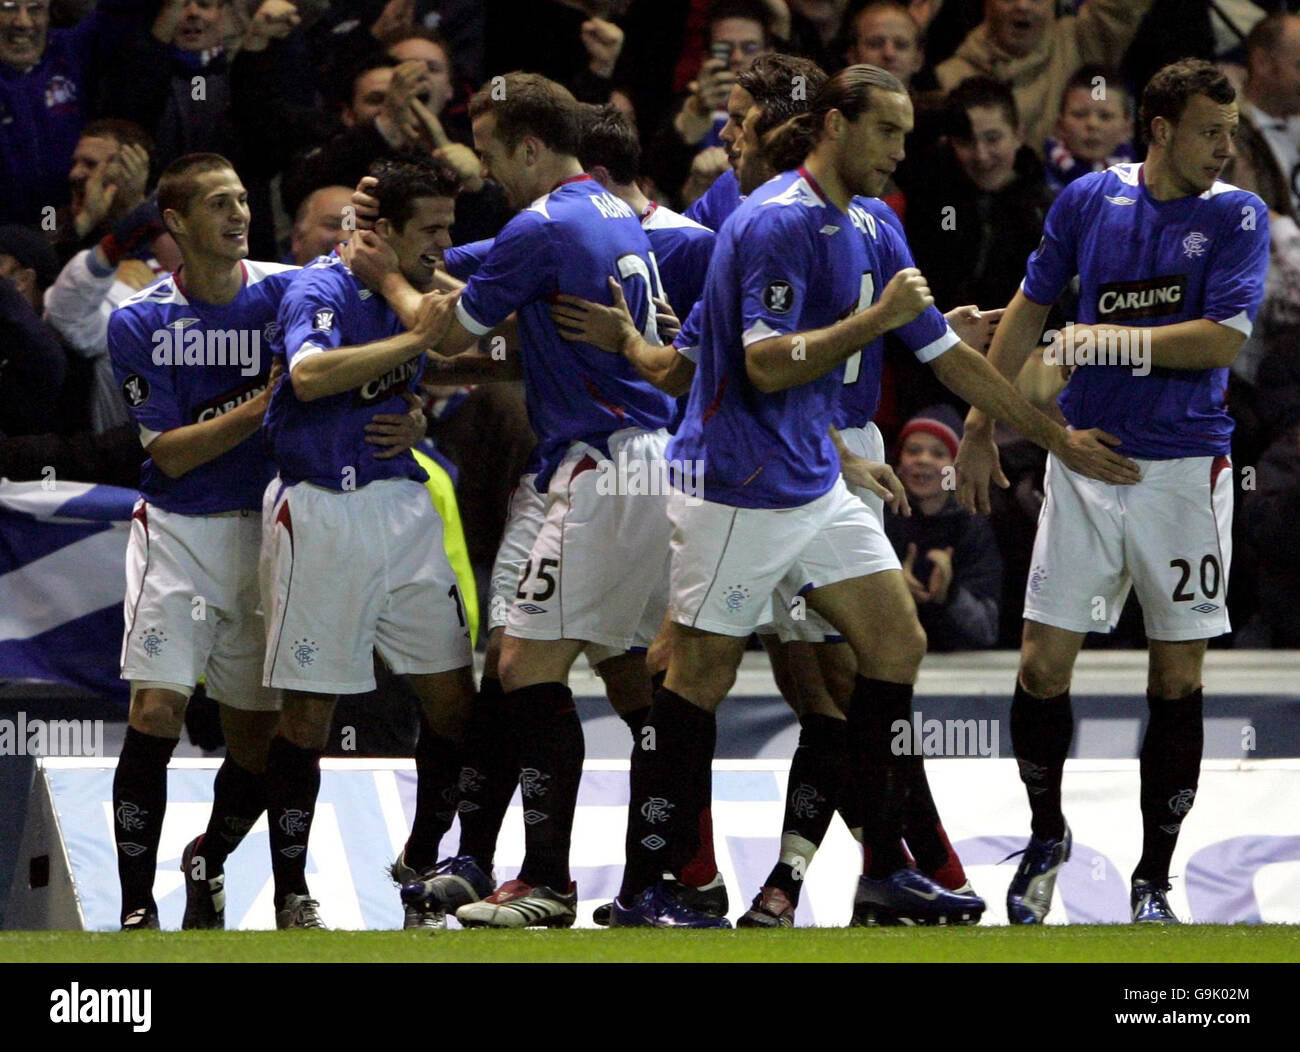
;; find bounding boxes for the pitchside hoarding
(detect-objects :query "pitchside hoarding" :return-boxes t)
[7,758,1299,930]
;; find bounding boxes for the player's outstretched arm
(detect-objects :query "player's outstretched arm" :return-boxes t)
[746,268,933,393]
[955,290,1049,512]
[933,340,1142,494]
[550,278,694,396]
[148,359,283,479]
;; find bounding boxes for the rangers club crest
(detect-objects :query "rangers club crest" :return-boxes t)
[291,638,319,668]
[723,585,751,612]
[278,809,310,836]
[139,626,167,657]
[519,767,551,797]
[115,801,147,831]
[1182,231,1208,258]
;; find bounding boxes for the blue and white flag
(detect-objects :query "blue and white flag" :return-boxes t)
[0,481,135,703]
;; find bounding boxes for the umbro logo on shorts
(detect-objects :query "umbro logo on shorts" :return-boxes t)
[517,603,546,614]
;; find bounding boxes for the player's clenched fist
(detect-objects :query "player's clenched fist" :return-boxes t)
[412,290,458,347]
[876,267,934,329]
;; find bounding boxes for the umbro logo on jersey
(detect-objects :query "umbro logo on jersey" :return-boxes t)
[1105,195,1137,206]
[819,224,840,235]
[1096,275,1187,320]
[313,309,335,332]
[763,281,794,314]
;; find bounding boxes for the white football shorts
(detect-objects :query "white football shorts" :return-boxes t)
[121,501,279,711]
[1023,452,1233,641]
[503,427,672,655]
[671,472,898,638]
[768,422,895,643]
[262,477,472,693]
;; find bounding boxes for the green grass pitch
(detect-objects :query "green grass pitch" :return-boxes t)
[2,926,1297,964]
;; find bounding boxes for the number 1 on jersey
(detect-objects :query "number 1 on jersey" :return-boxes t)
[843,272,876,385]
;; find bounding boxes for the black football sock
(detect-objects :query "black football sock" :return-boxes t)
[113,726,178,920]
[765,714,848,903]
[620,705,651,740]
[1010,681,1073,841]
[847,676,912,879]
[1134,688,1203,883]
[454,677,518,871]
[510,682,585,890]
[404,718,462,872]
[902,760,968,888]
[265,734,321,905]
[619,686,715,902]
[197,755,265,869]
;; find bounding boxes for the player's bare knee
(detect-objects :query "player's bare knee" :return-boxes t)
[129,689,187,738]
[1147,669,1201,701]
[1018,658,1070,699]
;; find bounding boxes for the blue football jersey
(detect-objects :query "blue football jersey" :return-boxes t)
[108,260,296,514]
[1023,163,1269,459]
[265,253,427,490]
[454,175,675,489]
[684,167,743,230]
[667,167,876,509]
[835,196,956,429]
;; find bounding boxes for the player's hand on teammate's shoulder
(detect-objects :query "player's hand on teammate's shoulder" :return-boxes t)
[653,295,681,344]
[412,289,459,347]
[1053,427,1142,487]
[875,268,934,330]
[945,305,1004,354]
[365,390,427,460]
[954,425,1009,516]
[550,276,639,354]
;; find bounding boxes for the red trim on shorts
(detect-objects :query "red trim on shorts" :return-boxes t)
[1210,454,1231,488]
[570,454,600,480]
[275,498,293,545]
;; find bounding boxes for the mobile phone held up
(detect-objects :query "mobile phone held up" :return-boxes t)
[709,41,732,67]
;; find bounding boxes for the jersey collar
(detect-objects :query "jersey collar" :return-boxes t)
[552,173,593,191]
[797,165,832,208]
[640,200,659,223]
[172,260,248,304]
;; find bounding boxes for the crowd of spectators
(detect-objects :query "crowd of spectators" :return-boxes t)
[2,0,1299,649]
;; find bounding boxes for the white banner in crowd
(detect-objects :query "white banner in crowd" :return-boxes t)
[18,757,1300,931]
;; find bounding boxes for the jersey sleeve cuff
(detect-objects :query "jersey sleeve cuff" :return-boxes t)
[675,342,700,364]
[1019,278,1057,307]
[288,342,325,371]
[913,327,961,364]
[138,424,161,448]
[455,298,495,337]
[741,320,783,347]
[1210,310,1253,338]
